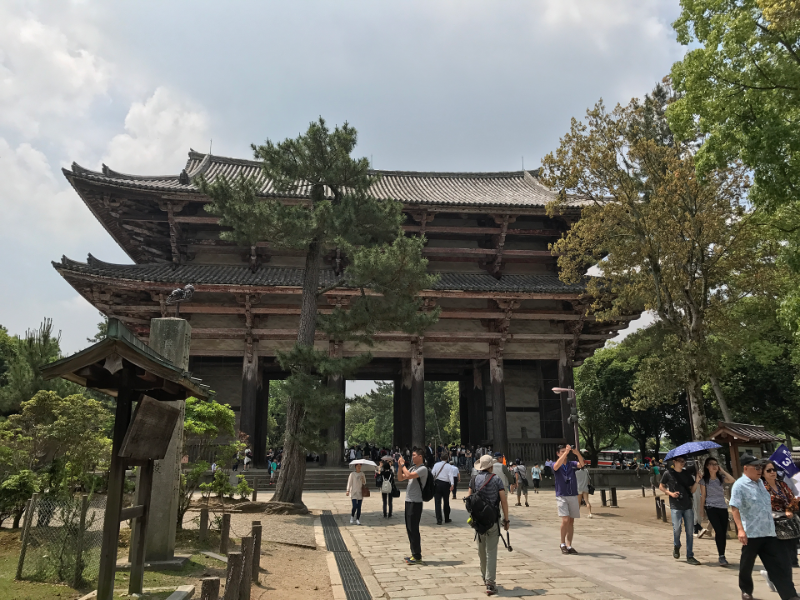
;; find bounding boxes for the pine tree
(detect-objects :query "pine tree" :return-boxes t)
[199,118,438,508]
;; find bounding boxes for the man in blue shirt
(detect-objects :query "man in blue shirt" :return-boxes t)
[731,453,799,600]
[553,443,585,555]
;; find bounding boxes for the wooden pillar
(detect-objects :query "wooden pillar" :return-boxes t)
[558,343,575,445]
[469,361,486,445]
[489,344,508,457]
[254,376,269,468]
[128,460,154,594]
[394,371,412,449]
[241,355,260,457]
[410,340,425,450]
[458,376,471,445]
[326,341,345,468]
[97,367,136,600]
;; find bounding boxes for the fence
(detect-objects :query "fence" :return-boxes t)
[507,438,567,465]
[17,493,106,587]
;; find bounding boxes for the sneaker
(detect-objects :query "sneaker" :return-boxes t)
[485,584,498,596]
[404,556,423,565]
[525,502,529,507]
[567,547,578,555]
[686,557,701,566]
[350,517,354,524]
[673,545,680,559]
[356,519,361,525]
[445,519,452,523]
[719,556,729,567]
[561,544,569,554]
[761,569,777,592]
[588,513,593,519]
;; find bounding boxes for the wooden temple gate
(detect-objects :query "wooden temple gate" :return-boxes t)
[56,152,636,465]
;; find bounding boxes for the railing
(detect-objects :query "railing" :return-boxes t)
[184,443,230,465]
[506,438,568,464]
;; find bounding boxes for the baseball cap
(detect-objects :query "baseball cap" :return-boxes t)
[494,452,503,458]
[740,453,766,467]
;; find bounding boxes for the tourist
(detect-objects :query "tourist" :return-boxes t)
[553,444,585,554]
[762,459,800,569]
[397,448,429,564]
[659,456,700,565]
[492,452,513,493]
[699,456,735,566]
[466,454,510,597]
[450,459,461,500]
[544,458,554,480]
[346,463,367,525]
[243,448,252,471]
[466,447,474,472]
[512,459,529,507]
[459,445,466,469]
[531,463,541,494]
[731,453,799,600]
[426,441,435,468]
[432,451,455,524]
[576,464,593,518]
[378,457,395,518]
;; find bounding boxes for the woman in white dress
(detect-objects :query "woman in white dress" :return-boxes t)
[346,464,367,525]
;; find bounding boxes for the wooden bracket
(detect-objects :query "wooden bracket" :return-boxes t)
[149,292,167,318]
[409,210,436,238]
[411,336,424,366]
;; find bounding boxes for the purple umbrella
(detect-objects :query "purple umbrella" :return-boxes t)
[664,441,722,460]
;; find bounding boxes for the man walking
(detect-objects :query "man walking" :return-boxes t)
[397,448,429,565]
[659,456,700,565]
[492,452,514,493]
[432,451,454,525]
[466,455,510,596]
[553,444,585,554]
[511,459,529,507]
[731,453,799,600]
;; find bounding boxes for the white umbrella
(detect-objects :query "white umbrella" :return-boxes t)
[349,459,378,471]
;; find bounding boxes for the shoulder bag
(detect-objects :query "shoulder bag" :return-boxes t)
[774,514,800,540]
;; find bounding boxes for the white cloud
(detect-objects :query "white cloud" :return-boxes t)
[0,4,110,138]
[103,87,210,174]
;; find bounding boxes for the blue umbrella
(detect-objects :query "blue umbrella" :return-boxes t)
[664,441,722,461]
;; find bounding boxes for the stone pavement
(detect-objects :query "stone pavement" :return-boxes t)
[304,486,791,599]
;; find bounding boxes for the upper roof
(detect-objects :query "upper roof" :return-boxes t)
[65,150,585,209]
[54,255,586,295]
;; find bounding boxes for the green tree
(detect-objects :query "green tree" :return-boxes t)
[541,85,776,440]
[424,381,459,445]
[345,382,393,448]
[668,0,800,211]
[0,325,17,388]
[200,118,438,507]
[0,470,38,528]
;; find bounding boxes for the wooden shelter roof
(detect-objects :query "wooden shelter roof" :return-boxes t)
[53,254,587,296]
[709,421,783,444]
[64,150,589,209]
[41,318,209,400]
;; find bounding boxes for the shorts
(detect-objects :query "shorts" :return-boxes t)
[532,479,540,489]
[557,495,581,518]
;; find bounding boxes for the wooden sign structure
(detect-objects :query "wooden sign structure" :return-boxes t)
[41,318,208,600]
[709,421,783,478]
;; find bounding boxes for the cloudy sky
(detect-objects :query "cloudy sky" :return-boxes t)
[1,0,679,357]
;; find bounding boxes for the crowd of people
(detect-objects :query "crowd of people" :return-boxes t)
[342,441,800,599]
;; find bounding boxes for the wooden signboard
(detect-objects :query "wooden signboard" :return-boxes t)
[119,397,181,461]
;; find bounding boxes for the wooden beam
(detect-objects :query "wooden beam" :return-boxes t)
[120,505,146,521]
[403,225,562,236]
[422,247,553,257]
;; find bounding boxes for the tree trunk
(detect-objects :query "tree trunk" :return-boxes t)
[12,507,24,529]
[708,374,732,423]
[686,375,708,442]
[269,240,323,507]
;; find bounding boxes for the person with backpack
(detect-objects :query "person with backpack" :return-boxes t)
[511,459,529,507]
[397,447,430,564]
[465,454,510,596]
[378,457,395,518]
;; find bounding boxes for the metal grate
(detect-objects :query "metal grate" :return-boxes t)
[321,510,371,600]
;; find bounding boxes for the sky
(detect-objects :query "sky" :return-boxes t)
[1,0,681,358]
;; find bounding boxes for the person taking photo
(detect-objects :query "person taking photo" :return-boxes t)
[553,444,585,555]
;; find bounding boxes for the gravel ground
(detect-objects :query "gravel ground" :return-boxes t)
[182,506,318,548]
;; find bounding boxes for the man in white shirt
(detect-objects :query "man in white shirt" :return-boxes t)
[432,452,455,524]
[449,461,461,499]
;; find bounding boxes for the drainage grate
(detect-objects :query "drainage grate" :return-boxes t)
[321,510,371,600]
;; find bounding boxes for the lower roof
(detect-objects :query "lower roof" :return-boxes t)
[54,255,586,295]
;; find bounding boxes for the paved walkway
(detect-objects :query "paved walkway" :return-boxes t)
[304,487,791,600]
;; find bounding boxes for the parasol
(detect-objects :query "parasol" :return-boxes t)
[664,441,722,461]
[349,459,379,471]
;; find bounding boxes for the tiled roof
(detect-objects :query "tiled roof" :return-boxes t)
[710,422,783,443]
[64,151,587,209]
[54,255,586,294]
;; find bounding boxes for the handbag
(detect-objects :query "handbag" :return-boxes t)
[588,484,596,495]
[774,514,800,540]
[391,482,401,498]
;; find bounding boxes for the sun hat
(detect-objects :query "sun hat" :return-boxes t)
[476,455,494,471]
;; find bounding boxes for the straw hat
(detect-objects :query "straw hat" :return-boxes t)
[475,455,494,471]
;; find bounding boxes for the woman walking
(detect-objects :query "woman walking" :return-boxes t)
[379,457,395,518]
[762,460,800,568]
[531,464,541,494]
[346,463,367,525]
[699,457,735,566]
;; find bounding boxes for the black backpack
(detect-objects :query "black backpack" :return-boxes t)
[416,466,435,502]
[465,474,500,534]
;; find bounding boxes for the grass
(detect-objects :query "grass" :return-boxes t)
[0,527,226,600]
